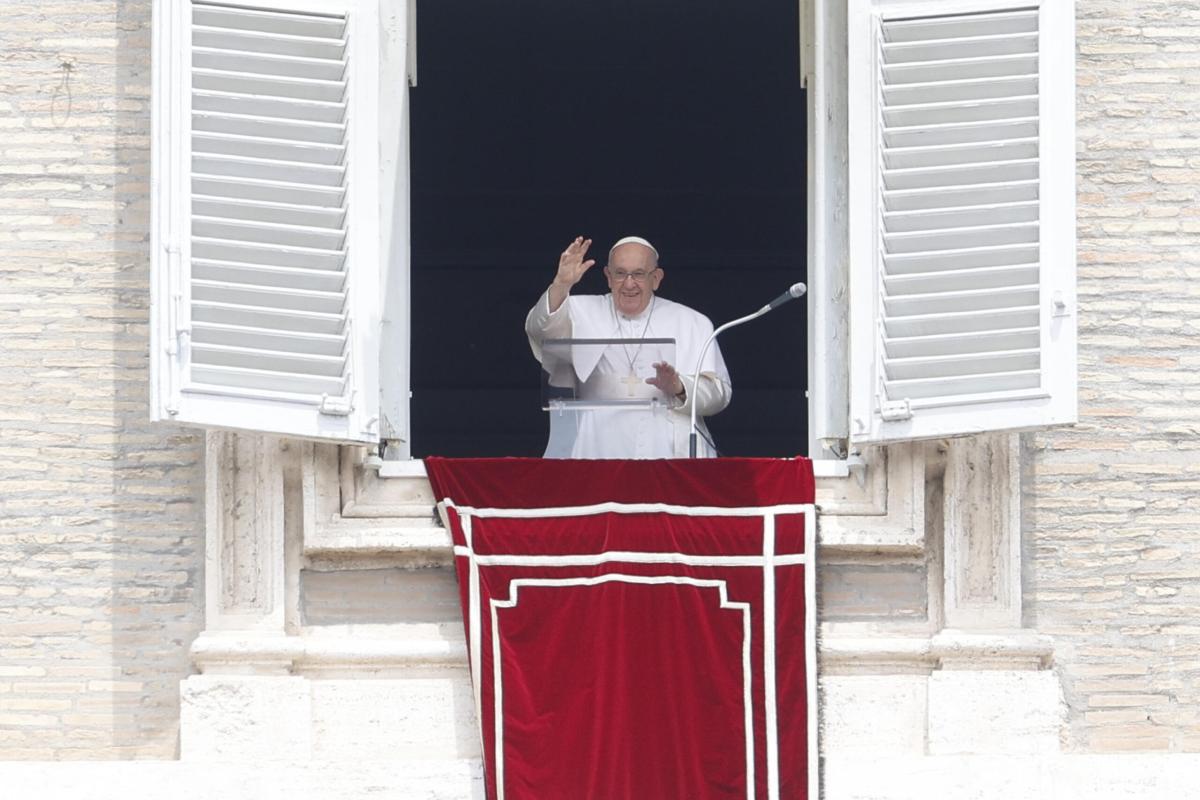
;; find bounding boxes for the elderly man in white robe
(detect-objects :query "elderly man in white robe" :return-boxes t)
[526,235,732,458]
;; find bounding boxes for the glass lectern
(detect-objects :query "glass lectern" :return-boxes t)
[540,337,678,458]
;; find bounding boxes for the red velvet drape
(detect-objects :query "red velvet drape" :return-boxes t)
[427,457,815,800]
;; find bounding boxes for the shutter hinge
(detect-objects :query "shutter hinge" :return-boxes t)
[879,399,913,422]
[319,394,354,416]
[165,284,188,416]
[167,289,185,356]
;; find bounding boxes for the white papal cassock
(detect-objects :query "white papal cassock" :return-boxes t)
[526,290,732,459]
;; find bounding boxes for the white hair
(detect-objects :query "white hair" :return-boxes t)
[608,235,659,263]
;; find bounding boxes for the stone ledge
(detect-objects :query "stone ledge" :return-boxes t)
[3,755,1199,799]
[824,754,1200,800]
[820,630,1054,673]
[191,627,1050,677]
[191,629,468,675]
[317,444,927,558]
[931,629,1055,670]
[303,521,452,563]
[0,761,484,800]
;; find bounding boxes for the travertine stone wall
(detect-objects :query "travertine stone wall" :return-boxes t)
[0,0,205,758]
[1024,0,1200,753]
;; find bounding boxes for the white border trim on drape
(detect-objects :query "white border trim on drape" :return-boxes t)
[490,575,754,800]
[445,500,814,518]
[453,549,809,568]
[763,513,779,797]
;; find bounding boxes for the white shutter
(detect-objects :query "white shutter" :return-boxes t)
[151,0,381,442]
[847,0,1076,445]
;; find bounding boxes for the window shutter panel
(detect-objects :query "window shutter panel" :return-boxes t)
[151,0,382,442]
[847,0,1076,445]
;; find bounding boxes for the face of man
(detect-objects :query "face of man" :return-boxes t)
[605,242,663,316]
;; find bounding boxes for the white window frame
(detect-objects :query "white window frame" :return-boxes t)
[376,0,415,455]
[151,0,1074,463]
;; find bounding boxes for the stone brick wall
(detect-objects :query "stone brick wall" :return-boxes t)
[0,1,205,759]
[1024,0,1200,753]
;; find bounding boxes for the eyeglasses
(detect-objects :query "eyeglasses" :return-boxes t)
[608,268,658,284]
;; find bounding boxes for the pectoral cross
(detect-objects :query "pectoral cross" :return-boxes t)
[620,373,642,396]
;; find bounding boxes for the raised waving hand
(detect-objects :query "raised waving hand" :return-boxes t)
[549,236,595,311]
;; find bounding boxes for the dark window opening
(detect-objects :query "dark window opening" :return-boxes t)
[410,0,807,457]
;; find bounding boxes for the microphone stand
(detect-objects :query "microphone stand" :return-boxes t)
[688,283,806,458]
[688,309,768,458]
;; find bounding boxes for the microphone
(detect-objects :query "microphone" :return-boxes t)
[762,282,808,313]
[688,282,808,458]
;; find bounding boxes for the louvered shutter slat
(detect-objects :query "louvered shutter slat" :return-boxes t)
[885,75,1038,106]
[884,10,1038,41]
[192,260,346,293]
[885,306,1039,342]
[193,112,346,145]
[191,238,345,270]
[191,322,346,357]
[192,197,346,229]
[193,133,346,166]
[884,285,1039,317]
[192,217,346,250]
[885,54,1038,84]
[884,161,1039,191]
[193,91,347,123]
[193,69,346,103]
[192,176,344,207]
[194,153,345,186]
[884,242,1039,275]
[192,302,346,336]
[883,32,1038,62]
[193,48,347,82]
[193,26,347,59]
[884,327,1040,359]
[191,343,346,377]
[885,264,1039,295]
[884,139,1038,170]
[884,180,1038,212]
[192,5,346,39]
[885,349,1040,381]
[886,96,1038,127]
[884,222,1038,255]
[192,279,346,315]
[192,364,346,396]
[885,119,1039,149]
[884,201,1038,233]
[885,370,1041,400]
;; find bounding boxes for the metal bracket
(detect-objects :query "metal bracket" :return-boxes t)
[880,398,913,422]
[845,451,868,487]
[319,394,353,416]
[819,437,848,460]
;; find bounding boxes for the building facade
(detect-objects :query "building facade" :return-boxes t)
[1,0,1199,797]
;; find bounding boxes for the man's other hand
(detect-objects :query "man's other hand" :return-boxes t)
[647,361,685,397]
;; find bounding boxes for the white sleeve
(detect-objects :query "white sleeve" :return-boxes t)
[672,371,732,419]
[525,290,572,362]
[670,312,732,419]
